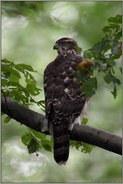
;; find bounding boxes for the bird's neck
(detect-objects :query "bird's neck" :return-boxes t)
[58,49,78,57]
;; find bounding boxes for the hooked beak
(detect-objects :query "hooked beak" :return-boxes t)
[53,43,59,50]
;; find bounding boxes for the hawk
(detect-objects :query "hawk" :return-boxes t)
[44,37,93,165]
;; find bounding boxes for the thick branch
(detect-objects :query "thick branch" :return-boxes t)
[1,96,122,155]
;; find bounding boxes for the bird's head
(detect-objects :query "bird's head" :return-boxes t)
[53,37,82,56]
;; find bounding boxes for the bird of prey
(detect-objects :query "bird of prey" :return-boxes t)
[44,37,93,165]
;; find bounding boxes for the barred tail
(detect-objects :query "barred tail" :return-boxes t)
[53,123,70,165]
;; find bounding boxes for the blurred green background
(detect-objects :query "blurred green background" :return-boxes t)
[2,1,122,182]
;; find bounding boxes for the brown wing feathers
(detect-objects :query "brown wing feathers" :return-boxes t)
[44,54,87,164]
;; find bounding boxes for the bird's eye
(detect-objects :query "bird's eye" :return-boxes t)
[62,42,67,45]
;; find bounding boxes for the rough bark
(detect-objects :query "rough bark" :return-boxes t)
[1,96,122,155]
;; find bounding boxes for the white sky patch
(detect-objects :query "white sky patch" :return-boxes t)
[2,139,49,178]
[3,141,26,155]
[17,161,42,177]
[51,3,78,24]
[2,16,28,30]
[13,145,26,154]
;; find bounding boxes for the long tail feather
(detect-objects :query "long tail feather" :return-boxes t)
[53,123,70,165]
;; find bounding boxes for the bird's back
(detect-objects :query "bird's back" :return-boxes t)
[44,54,86,164]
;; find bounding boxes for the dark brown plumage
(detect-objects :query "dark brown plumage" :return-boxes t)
[44,37,90,165]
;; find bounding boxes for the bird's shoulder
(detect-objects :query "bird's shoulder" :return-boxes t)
[45,54,82,71]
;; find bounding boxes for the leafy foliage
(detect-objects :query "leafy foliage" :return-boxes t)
[2,58,45,125]
[2,59,44,108]
[75,66,97,98]
[71,140,93,153]
[21,129,52,154]
[2,1,45,17]
[82,15,122,99]
[70,15,121,154]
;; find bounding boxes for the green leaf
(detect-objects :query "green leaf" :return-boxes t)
[1,78,9,87]
[109,23,120,30]
[2,65,12,76]
[89,40,110,58]
[2,58,42,109]
[11,68,21,78]
[115,31,122,40]
[10,89,29,106]
[27,138,39,154]
[18,64,35,72]
[21,133,32,145]
[111,85,117,99]
[80,142,93,153]
[110,40,120,56]
[14,64,24,73]
[103,26,110,33]
[83,50,94,59]
[9,73,20,83]
[119,67,122,74]
[35,134,52,152]
[82,77,97,97]
[81,118,88,125]
[41,140,52,152]
[104,73,121,85]
[4,116,11,123]
[111,75,121,85]
[104,74,112,84]
[70,141,93,153]
[108,15,122,24]
[27,129,52,152]
[8,81,20,86]
[2,59,11,64]
[26,83,40,96]
[29,129,45,140]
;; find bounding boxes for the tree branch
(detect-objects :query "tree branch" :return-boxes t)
[1,96,122,155]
